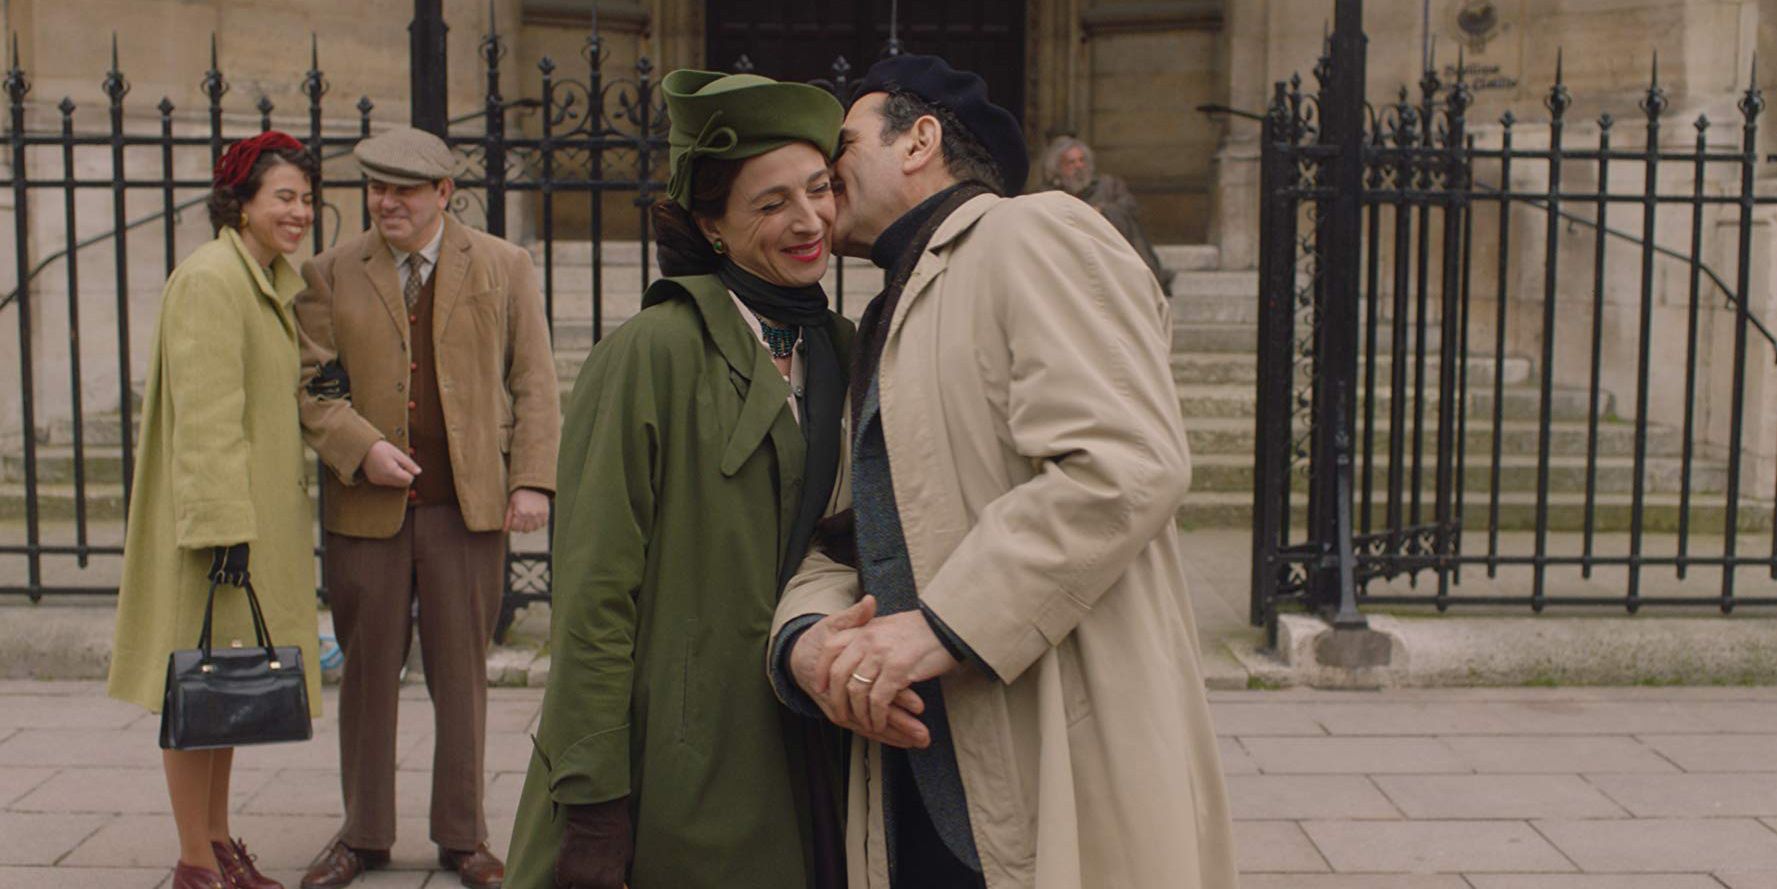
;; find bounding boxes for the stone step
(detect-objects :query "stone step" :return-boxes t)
[1176,490,1775,532]
[1181,416,1685,459]
[1174,320,1449,354]
[1187,453,1731,497]
[1175,382,1609,423]
[1168,352,1536,388]
[1156,244,1221,271]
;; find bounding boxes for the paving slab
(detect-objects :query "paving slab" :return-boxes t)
[1373,774,1627,819]
[1240,736,1469,774]
[1586,772,1777,817]
[1637,733,1777,772]
[1718,871,1777,889]
[1303,819,1575,873]
[1225,774,1401,820]
[0,765,57,805]
[0,865,166,888]
[0,811,113,865]
[0,694,144,730]
[1464,876,1725,888]
[12,765,274,814]
[1234,820,1329,873]
[1209,702,1330,736]
[1237,877,1468,889]
[1218,736,1259,774]
[1535,817,1777,872]
[0,727,163,768]
[1441,735,1679,773]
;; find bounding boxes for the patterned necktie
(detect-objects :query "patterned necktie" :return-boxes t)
[403,253,424,309]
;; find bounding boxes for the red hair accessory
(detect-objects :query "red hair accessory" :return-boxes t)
[212,131,305,190]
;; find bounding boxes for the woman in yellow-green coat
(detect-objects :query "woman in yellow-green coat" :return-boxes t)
[106,132,320,889]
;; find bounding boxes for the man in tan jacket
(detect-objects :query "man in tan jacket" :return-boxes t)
[768,56,1237,888]
[295,127,560,889]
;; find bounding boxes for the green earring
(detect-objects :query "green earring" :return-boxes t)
[712,237,726,254]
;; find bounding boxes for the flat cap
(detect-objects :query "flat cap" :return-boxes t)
[353,126,459,186]
[857,54,1028,195]
[663,70,843,209]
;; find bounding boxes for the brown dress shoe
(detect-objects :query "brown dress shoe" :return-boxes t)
[438,843,505,889]
[172,862,229,889]
[298,839,389,889]
[215,838,283,889]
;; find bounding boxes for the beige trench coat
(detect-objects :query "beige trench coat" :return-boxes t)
[295,215,559,538]
[772,192,1237,889]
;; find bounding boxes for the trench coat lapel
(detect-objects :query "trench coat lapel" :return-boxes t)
[430,216,473,336]
[884,193,999,346]
[357,228,407,339]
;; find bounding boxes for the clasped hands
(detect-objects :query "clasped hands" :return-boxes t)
[788,595,959,749]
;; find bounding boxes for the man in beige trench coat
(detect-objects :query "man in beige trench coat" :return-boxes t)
[294,127,560,889]
[768,56,1238,888]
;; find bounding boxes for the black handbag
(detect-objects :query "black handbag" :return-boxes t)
[159,577,312,750]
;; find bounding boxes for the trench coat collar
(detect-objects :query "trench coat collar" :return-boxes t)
[643,274,804,485]
[218,227,301,336]
[884,192,1000,344]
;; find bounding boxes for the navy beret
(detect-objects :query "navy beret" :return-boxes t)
[856,54,1028,195]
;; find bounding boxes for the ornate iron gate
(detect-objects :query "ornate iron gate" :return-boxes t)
[1252,0,1777,638]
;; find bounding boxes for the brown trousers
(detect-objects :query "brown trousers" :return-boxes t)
[327,503,504,850]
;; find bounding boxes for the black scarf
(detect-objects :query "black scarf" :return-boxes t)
[716,259,846,592]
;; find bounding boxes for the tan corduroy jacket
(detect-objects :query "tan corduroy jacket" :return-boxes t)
[773,192,1238,889]
[295,215,560,538]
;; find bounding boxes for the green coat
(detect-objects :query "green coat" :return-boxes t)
[106,227,320,717]
[506,275,851,889]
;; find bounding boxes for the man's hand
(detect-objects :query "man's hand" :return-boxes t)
[506,488,551,534]
[362,440,421,487]
[791,596,931,749]
[823,609,960,736]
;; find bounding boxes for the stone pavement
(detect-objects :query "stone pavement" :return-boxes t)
[5,682,1777,887]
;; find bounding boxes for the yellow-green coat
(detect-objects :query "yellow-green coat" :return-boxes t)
[107,227,320,717]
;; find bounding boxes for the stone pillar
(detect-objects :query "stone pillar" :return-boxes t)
[1211,0,1265,269]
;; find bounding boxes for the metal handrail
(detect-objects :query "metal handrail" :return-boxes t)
[1470,179,1777,358]
[0,102,530,312]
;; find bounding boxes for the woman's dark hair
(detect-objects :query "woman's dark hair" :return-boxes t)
[652,156,745,276]
[206,146,321,233]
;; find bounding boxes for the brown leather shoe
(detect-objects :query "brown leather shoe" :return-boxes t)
[298,839,389,889]
[438,843,505,889]
[172,862,228,889]
[215,838,283,889]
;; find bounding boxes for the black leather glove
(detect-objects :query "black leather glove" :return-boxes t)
[556,797,631,889]
[307,360,351,401]
[207,543,250,587]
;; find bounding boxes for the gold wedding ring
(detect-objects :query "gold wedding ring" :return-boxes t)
[849,672,877,685]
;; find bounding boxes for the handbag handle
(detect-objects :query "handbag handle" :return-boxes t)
[196,577,283,671]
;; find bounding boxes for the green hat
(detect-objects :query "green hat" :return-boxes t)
[663,69,843,209]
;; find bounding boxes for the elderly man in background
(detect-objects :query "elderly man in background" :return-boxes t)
[294,126,561,889]
[1041,134,1174,295]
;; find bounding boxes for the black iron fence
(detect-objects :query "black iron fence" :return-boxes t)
[0,10,869,636]
[1253,0,1777,637]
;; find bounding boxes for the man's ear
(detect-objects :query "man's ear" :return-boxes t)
[901,114,945,176]
[434,178,456,206]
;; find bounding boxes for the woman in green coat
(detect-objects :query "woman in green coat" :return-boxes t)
[106,132,320,889]
[506,71,855,889]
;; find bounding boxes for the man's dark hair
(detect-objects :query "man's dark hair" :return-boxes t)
[875,89,1004,195]
[205,146,320,233]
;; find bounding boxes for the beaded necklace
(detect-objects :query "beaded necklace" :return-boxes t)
[758,318,801,359]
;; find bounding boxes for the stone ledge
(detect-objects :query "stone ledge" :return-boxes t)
[1231,613,1777,689]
